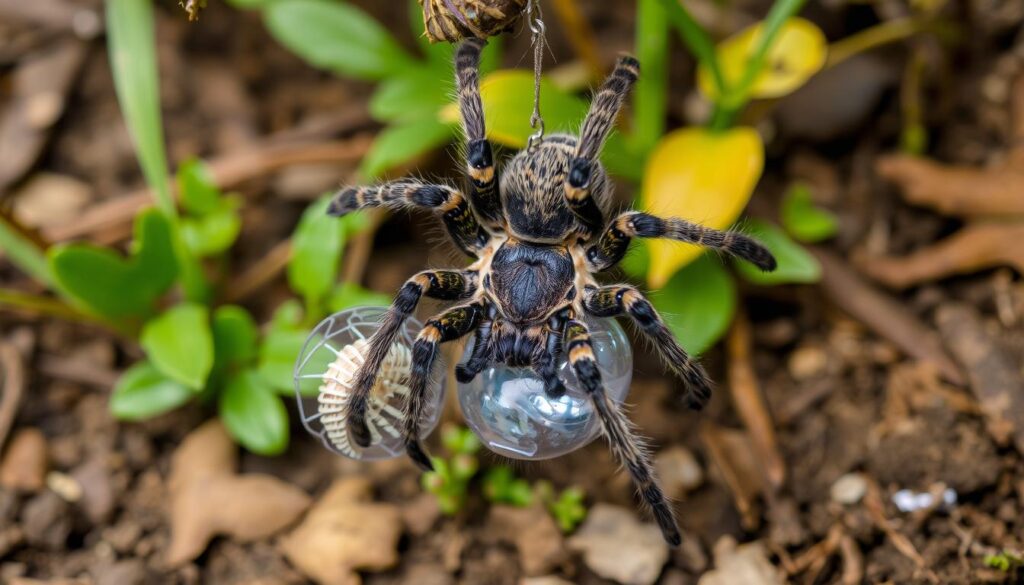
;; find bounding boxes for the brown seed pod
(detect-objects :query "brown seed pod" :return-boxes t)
[420,0,528,43]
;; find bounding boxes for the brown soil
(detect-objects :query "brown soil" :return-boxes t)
[2,1,1024,584]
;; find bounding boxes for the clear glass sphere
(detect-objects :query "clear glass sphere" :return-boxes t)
[293,307,444,461]
[457,318,632,460]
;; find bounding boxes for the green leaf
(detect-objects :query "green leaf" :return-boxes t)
[360,118,456,179]
[213,305,259,367]
[265,0,416,80]
[110,361,194,421]
[0,214,54,286]
[288,197,345,313]
[735,219,821,285]
[633,0,669,155]
[258,324,309,395]
[370,68,452,123]
[180,202,242,257]
[780,183,838,243]
[327,282,391,313]
[140,303,214,390]
[649,254,737,355]
[49,208,178,320]
[177,159,220,216]
[106,0,172,213]
[219,370,289,455]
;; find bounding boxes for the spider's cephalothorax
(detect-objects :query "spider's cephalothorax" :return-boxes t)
[326,39,777,545]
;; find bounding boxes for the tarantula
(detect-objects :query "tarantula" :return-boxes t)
[326,39,777,545]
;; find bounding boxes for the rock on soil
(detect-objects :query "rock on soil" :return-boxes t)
[697,537,783,585]
[567,504,669,585]
[489,504,567,576]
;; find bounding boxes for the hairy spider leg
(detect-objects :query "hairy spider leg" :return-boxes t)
[456,39,503,229]
[564,55,640,235]
[586,211,778,272]
[455,304,497,383]
[405,302,486,470]
[345,270,478,447]
[564,317,682,545]
[582,284,713,410]
[531,309,569,398]
[328,181,488,257]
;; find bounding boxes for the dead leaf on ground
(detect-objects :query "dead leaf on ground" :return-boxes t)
[567,504,669,585]
[0,38,88,194]
[279,476,402,585]
[0,427,47,492]
[165,419,310,567]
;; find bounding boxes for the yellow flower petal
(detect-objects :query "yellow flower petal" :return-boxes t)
[698,17,827,101]
[640,127,764,289]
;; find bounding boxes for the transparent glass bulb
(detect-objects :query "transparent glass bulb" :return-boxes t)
[457,318,632,460]
[293,307,444,461]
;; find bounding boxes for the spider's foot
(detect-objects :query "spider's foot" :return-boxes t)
[544,378,566,399]
[406,440,434,471]
[455,363,477,384]
[348,418,373,448]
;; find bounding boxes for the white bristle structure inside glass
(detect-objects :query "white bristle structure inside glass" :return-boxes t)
[316,338,412,458]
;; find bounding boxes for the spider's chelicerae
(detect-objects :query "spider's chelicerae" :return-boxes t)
[327,38,777,545]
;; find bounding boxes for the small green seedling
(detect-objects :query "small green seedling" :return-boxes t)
[421,425,481,515]
[536,481,588,533]
[984,550,1024,573]
[483,466,534,507]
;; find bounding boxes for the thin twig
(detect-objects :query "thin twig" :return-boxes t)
[550,0,603,81]
[221,239,292,304]
[0,340,26,452]
[0,288,124,334]
[726,311,786,490]
[42,135,374,243]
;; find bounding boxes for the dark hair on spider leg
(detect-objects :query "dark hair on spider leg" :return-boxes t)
[732,235,778,272]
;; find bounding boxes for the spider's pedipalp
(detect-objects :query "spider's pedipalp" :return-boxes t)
[405,302,486,469]
[328,181,489,257]
[586,211,778,272]
[456,38,503,228]
[346,270,478,447]
[455,303,497,383]
[582,284,712,410]
[563,55,640,235]
[564,318,681,545]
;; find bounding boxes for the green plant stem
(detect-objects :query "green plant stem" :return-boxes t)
[826,18,947,69]
[659,0,727,97]
[632,0,669,156]
[0,288,130,335]
[0,214,53,287]
[711,0,808,130]
[106,0,173,216]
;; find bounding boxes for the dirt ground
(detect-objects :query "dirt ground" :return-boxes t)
[2,0,1024,584]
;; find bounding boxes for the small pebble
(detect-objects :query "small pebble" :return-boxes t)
[46,471,82,503]
[655,446,704,499]
[892,487,957,513]
[788,345,828,380]
[830,473,867,505]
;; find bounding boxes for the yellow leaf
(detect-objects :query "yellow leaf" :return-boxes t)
[640,127,764,289]
[437,70,587,148]
[698,17,827,101]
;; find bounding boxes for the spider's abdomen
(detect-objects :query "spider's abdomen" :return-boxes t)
[489,240,574,324]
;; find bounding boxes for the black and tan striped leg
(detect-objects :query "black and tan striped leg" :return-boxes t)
[563,55,640,235]
[586,211,777,273]
[533,310,568,397]
[347,270,478,447]
[455,305,497,383]
[456,38,503,228]
[564,318,681,546]
[405,302,486,470]
[582,284,712,410]
[328,181,489,257]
